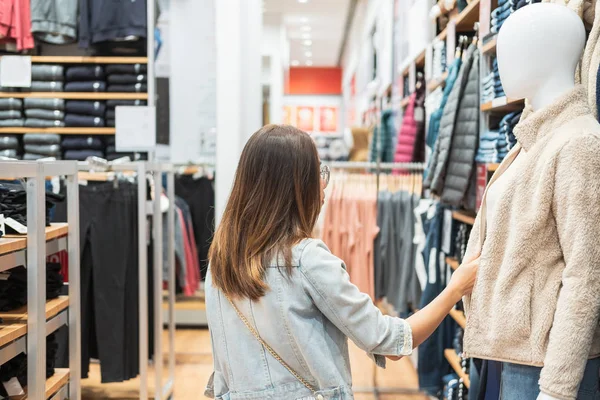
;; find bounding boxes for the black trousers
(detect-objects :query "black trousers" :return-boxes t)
[174,176,215,280]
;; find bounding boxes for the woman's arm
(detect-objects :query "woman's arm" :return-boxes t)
[407,253,479,348]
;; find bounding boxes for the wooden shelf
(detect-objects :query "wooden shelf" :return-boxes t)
[449,308,466,329]
[10,368,70,400]
[456,0,480,32]
[0,238,27,257]
[0,127,115,135]
[415,50,426,68]
[0,296,69,323]
[487,163,500,172]
[444,349,470,388]
[482,35,497,55]
[0,56,147,64]
[4,223,68,242]
[436,27,448,42]
[427,71,449,92]
[481,97,525,113]
[452,210,476,225]
[446,257,460,271]
[0,92,147,100]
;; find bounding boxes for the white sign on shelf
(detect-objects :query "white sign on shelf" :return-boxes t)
[491,96,508,107]
[115,106,157,152]
[0,56,31,88]
[0,214,4,237]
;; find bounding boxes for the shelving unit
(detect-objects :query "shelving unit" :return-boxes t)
[0,92,148,100]
[444,349,471,388]
[455,0,481,31]
[427,71,449,92]
[452,210,476,225]
[0,128,116,135]
[449,308,466,329]
[480,97,525,113]
[482,35,497,55]
[0,56,147,64]
[0,161,80,400]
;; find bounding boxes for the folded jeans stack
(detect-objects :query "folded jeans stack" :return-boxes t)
[24,97,65,129]
[61,135,105,160]
[476,129,505,163]
[65,100,106,128]
[515,0,542,10]
[431,39,447,80]
[0,182,64,230]
[501,110,522,150]
[105,99,147,128]
[0,98,23,127]
[0,263,63,311]
[491,0,515,34]
[0,135,20,159]
[64,65,106,93]
[23,133,61,160]
[25,64,64,94]
[106,64,147,93]
[491,58,505,99]
[482,73,495,103]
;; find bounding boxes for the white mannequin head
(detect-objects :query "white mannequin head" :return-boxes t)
[497,3,585,110]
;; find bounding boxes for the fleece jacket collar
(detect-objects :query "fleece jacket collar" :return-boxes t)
[514,85,590,151]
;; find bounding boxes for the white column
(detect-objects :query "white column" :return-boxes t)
[215,0,263,223]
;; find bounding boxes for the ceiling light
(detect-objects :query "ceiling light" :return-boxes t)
[291,60,300,66]
[302,33,311,39]
[298,0,309,3]
[306,60,313,66]
[301,26,311,32]
[300,17,309,23]
[303,40,312,46]
[305,51,312,57]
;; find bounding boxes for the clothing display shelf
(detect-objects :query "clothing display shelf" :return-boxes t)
[480,97,525,113]
[0,56,148,64]
[452,210,476,225]
[0,93,148,100]
[482,35,498,55]
[325,161,426,171]
[444,349,471,389]
[0,160,80,400]
[427,71,449,92]
[76,161,176,400]
[0,128,115,135]
[455,0,481,32]
[449,308,466,329]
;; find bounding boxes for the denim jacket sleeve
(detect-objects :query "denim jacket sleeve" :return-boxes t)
[299,239,413,367]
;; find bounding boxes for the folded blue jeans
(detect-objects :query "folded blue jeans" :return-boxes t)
[24,144,61,157]
[63,149,103,161]
[0,110,22,119]
[107,74,147,84]
[24,98,64,110]
[65,101,106,117]
[25,109,65,120]
[0,98,22,110]
[23,133,61,145]
[65,81,106,92]
[61,136,104,150]
[27,81,63,92]
[64,114,105,127]
[500,359,600,399]
[105,64,147,75]
[0,135,19,149]
[65,66,105,81]
[107,83,147,93]
[31,65,64,81]
[24,119,64,128]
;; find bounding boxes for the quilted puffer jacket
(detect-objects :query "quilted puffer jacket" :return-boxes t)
[441,50,480,206]
[394,87,426,163]
[425,44,477,195]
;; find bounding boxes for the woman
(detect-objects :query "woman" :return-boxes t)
[205,125,478,400]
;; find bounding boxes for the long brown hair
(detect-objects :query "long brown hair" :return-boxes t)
[209,124,322,300]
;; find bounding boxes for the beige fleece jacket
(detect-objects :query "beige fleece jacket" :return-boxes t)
[463,86,600,400]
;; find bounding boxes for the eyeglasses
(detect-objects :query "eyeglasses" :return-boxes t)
[320,165,330,187]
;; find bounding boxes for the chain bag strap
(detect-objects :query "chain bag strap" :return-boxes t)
[224,293,318,395]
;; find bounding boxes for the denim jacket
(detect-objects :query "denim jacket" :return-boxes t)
[205,239,413,400]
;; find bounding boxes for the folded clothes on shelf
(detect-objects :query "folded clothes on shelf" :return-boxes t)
[61,136,104,150]
[107,74,147,84]
[0,119,24,127]
[0,149,18,158]
[24,109,65,120]
[24,119,65,128]
[23,144,61,157]
[65,66,105,81]
[27,81,64,92]
[65,101,106,117]
[0,182,64,229]
[64,81,106,92]
[24,98,64,111]
[105,99,147,108]
[105,64,147,75]
[0,98,23,111]
[0,135,19,150]
[63,149,104,160]
[107,83,147,93]
[64,114,105,127]
[23,133,61,145]
[31,65,64,81]
[0,110,22,119]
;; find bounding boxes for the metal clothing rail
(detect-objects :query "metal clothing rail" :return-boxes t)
[0,161,81,400]
[325,161,426,171]
[77,161,176,400]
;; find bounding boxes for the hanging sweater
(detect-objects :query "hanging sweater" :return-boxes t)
[394,87,426,163]
[79,0,147,48]
[0,0,34,51]
[462,86,600,400]
[30,0,78,44]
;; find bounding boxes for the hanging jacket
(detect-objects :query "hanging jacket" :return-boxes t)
[31,0,78,44]
[441,50,480,207]
[0,0,34,51]
[425,44,477,195]
[78,0,147,48]
[394,86,426,163]
[369,111,396,163]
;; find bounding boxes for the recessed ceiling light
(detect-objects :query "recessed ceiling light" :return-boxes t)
[291,60,300,66]
[303,40,312,46]
[302,33,311,39]
[301,26,311,32]
[306,60,313,66]
[298,0,309,3]
[300,17,309,23]
[305,51,312,57]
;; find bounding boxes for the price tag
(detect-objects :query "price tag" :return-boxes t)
[0,56,31,88]
[115,106,156,152]
[3,377,24,396]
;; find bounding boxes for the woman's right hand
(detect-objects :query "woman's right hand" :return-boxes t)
[448,253,480,299]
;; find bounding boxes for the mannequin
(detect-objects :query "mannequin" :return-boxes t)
[462,4,600,400]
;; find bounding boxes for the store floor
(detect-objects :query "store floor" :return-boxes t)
[82,329,427,399]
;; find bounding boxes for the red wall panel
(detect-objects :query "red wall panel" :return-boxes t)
[287,67,342,95]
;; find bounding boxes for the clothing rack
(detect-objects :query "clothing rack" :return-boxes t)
[76,161,176,400]
[0,160,81,400]
[326,161,426,171]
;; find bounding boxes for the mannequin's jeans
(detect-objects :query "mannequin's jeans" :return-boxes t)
[500,359,600,399]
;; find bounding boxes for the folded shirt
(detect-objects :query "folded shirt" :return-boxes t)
[24,119,65,128]
[64,81,106,92]
[0,149,18,158]
[0,136,19,149]
[107,83,147,93]
[61,136,104,150]
[23,133,61,145]
[0,98,23,111]
[31,65,64,81]
[105,109,115,120]
[26,81,64,92]
[65,101,106,117]
[24,144,61,157]
[0,110,22,119]
[23,153,60,160]
[24,98,64,110]
[105,99,147,108]
[63,149,103,161]
[0,119,24,127]
[105,64,147,75]
[106,118,115,127]
[65,66,105,81]
[64,114,105,127]
[24,109,65,120]
[107,74,147,84]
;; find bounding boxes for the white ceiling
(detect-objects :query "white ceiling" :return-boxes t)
[263,0,352,67]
